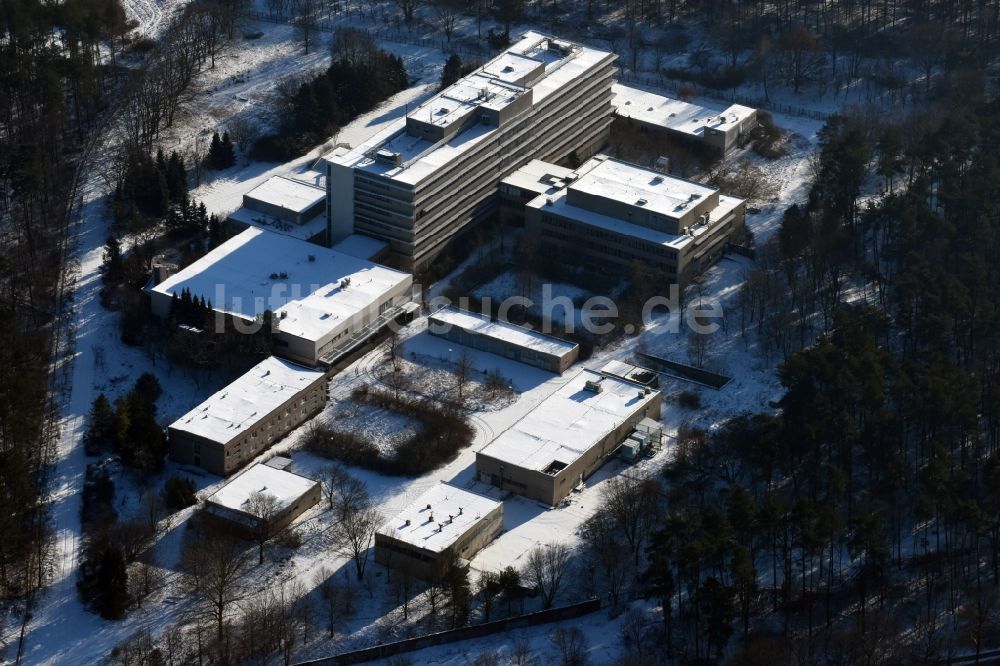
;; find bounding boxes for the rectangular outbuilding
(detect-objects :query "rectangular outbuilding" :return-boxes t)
[375,482,504,579]
[205,463,320,535]
[611,83,757,155]
[476,369,661,506]
[228,174,329,243]
[168,356,327,475]
[427,306,579,374]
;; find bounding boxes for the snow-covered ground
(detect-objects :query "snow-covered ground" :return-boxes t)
[7,1,831,660]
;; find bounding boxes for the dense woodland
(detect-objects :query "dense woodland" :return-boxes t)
[7,0,1000,661]
[612,96,1000,660]
[0,0,131,621]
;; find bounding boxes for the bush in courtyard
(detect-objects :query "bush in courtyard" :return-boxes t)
[678,390,702,409]
[310,387,475,476]
[163,476,197,511]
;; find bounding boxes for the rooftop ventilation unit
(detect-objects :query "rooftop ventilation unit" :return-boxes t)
[545,197,554,206]
[654,156,669,173]
[584,379,603,393]
[502,65,515,73]
[375,149,402,167]
[636,198,648,206]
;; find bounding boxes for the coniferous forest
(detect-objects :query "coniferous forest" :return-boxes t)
[639,100,1000,661]
[0,0,131,608]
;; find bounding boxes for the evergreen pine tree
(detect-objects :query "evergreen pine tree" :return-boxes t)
[441,54,462,90]
[94,543,129,619]
[84,394,117,456]
[208,214,223,246]
[220,132,236,168]
[103,235,123,284]
[207,131,223,169]
[165,151,187,203]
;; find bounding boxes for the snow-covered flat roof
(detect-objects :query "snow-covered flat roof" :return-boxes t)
[169,356,325,445]
[527,158,743,250]
[152,228,411,342]
[429,306,579,358]
[326,32,613,186]
[377,482,502,553]
[244,175,325,215]
[571,156,717,221]
[207,463,318,516]
[478,369,659,472]
[611,83,755,137]
[228,206,328,241]
[331,233,389,261]
[501,159,576,197]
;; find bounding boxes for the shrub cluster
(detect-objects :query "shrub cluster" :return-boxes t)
[83,372,166,475]
[306,387,474,476]
[751,111,787,158]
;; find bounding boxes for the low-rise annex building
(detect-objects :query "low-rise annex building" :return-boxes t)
[375,482,504,579]
[497,158,576,225]
[168,356,327,475]
[522,154,745,285]
[228,175,328,242]
[427,306,579,374]
[476,369,661,506]
[611,83,757,155]
[204,462,321,535]
[148,227,413,366]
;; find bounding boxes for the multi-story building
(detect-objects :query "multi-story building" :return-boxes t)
[325,32,617,270]
[522,155,745,285]
[168,356,327,475]
[375,482,504,579]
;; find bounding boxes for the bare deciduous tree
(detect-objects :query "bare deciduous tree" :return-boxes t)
[140,490,164,535]
[335,506,382,580]
[294,0,319,54]
[394,0,420,23]
[523,543,572,609]
[227,116,259,161]
[245,489,281,564]
[509,638,538,666]
[550,626,588,666]
[322,463,370,520]
[454,351,473,404]
[601,475,661,565]
[181,523,252,644]
[709,159,780,207]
